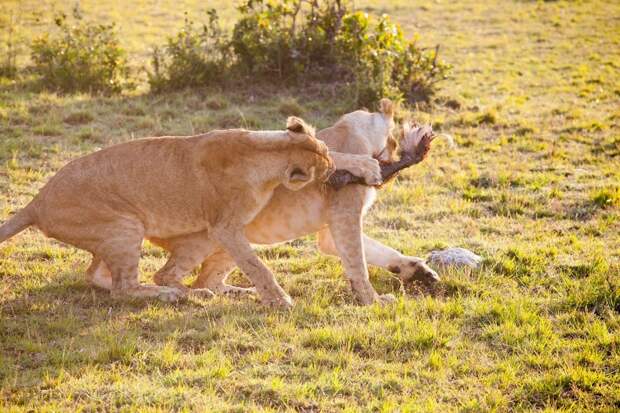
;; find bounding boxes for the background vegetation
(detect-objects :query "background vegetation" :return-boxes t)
[30,13,133,94]
[148,0,448,106]
[0,0,619,411]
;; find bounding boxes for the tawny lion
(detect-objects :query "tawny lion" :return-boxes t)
[149,99,439,306]
[0,117,336,306]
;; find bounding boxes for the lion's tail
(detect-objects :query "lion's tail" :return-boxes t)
[0,205,34,244]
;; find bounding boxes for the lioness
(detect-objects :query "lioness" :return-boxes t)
[0,117,334,306]
[150,99,439,306]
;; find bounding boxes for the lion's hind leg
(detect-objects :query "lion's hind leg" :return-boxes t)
[152,231,217,299]
[93,222,183,302]
[191,248,256,296]
[86,256,112,290]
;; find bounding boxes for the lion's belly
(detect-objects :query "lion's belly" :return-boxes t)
[245,185,328,244]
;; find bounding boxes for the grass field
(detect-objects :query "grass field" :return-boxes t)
[1,0,619,411]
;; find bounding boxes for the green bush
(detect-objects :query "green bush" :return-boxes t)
[149,0,450,106]
[30,14,133,94]
[231,1,300,80]
[148,10,231,93]
[336,11,448,106]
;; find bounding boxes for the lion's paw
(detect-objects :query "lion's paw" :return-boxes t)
[357,156,382,186]
[392,259,440,286]
[157,287,185,303]
[210,284,257,296]
[337,154,382,186]
[378,293,397,305]
[188,288,215,300]
[261,293,294,310]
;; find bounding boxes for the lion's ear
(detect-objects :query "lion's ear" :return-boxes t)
[286,116,315,136]
[378,98,395,118]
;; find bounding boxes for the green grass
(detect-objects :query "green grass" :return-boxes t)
[1,0,619,411]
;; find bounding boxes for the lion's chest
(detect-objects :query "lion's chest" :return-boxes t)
[244,185,378,245]
[245,185,327,244]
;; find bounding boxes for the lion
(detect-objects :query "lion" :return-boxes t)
[0,117,338,306]
[149,99,439,306]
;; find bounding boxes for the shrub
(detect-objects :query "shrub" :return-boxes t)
[0,9,20,78]
[149,0,450,106]
[30,14,133,94]
[335,11,447,105]
[148,10,230,93]
[231,1,301,81]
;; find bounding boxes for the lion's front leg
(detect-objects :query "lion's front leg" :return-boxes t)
[318,228,440,285]
[329,151,382,186]
[327,186,394,305]
[362,235,440,286]
[211,224,292,309]
[318,229,440,288]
